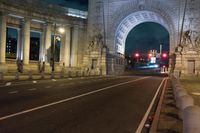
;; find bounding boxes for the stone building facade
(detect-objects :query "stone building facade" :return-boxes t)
[0,0,88,76]
[1,0,200,76]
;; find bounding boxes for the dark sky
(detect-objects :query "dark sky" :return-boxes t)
[125,22,169,55]
[45,0,88,11]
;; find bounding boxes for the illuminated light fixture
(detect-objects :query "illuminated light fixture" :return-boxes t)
[32,19,45,24]
[58,27,65,34]
[8,14,24,19]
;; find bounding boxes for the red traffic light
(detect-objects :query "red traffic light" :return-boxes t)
[135,53,140,57]
[162,53,167,58]
[148,53,152,58]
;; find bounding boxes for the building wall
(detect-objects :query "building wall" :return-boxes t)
[0,0,87,74]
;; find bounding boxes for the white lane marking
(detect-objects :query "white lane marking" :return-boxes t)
[0,76,150,121]
[191,92,200,96]
[28,88,37,91]
[8,91,18,94]
[32,81,37,84]
[52,79,57,82]
[5,82,12,86]
[45,86,52,89]
[81,77,84,79]
[68,78,72,80]
[135,78,166,133]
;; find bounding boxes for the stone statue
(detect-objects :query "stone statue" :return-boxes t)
[195,34,200,48]
[182,30,193,48]
[88,33,104,50]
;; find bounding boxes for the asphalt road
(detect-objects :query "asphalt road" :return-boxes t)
[0,76,165,133]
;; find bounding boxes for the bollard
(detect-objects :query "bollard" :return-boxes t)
[76,71,79,77]
[28,71,32,80]
[41,71,45,79]
[178,95,194,119]
[15,72,19,80]
[183,106,200,133]
[0,72,4,82]
[60,71,64,78]
[175,89,187,101]
[51,71,54,79]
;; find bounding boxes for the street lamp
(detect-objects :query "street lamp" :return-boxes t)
[51,23,65,74]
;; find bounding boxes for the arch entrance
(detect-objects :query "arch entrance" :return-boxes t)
[115,11,172,55]
[107,10,174,74]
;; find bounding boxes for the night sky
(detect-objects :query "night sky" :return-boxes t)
[45,0,88,11]
[125,22,169,55]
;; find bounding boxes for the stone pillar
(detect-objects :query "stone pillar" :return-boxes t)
[63,26,71,67]
[44,23,52,64]
[71,26,79,67]
[22,18,31,65]
[0,13,7,64]
[39,31,45,61]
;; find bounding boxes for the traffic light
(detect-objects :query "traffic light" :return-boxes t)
[148,53,152,58]
[135,53,140,58]
[162,53,167,58]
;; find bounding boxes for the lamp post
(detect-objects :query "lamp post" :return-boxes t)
[51,23,65,75]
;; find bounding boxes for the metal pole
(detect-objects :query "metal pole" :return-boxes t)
[160,44,162,55]
[179,0,188,46]
[52,23,56,72]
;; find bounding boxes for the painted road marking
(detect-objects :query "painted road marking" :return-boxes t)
[45,86,52,89]
[28,88,37,91]
[191,92,200,96]
[135,78,166,133]
[9,91,18,94]
[52,79,57,82]
[33,81,37,84]
[0,76,150,121]
[5,82,12,86]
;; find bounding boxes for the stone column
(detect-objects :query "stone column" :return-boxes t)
[22,18,31,65]
[39,31,45,61]
[44,23,52,64]
[0,13,7,64]
[63,26,71,67]
[71,26,79,67]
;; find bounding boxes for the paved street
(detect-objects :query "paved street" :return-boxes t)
[0,76,166,133]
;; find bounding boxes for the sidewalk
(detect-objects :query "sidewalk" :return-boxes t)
[180,76,200,107]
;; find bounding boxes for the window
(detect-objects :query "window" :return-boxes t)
[6,27,18,59]
[30,32,40,61]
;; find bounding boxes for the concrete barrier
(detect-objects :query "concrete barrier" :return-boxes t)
[178,95,194,119]
[183,106,200,133]
[173,86,184,97]
[175,89,188,101]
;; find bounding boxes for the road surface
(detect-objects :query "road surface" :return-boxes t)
[0,75,166,133]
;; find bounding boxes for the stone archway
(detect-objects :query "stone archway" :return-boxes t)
[114,10,172,55]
